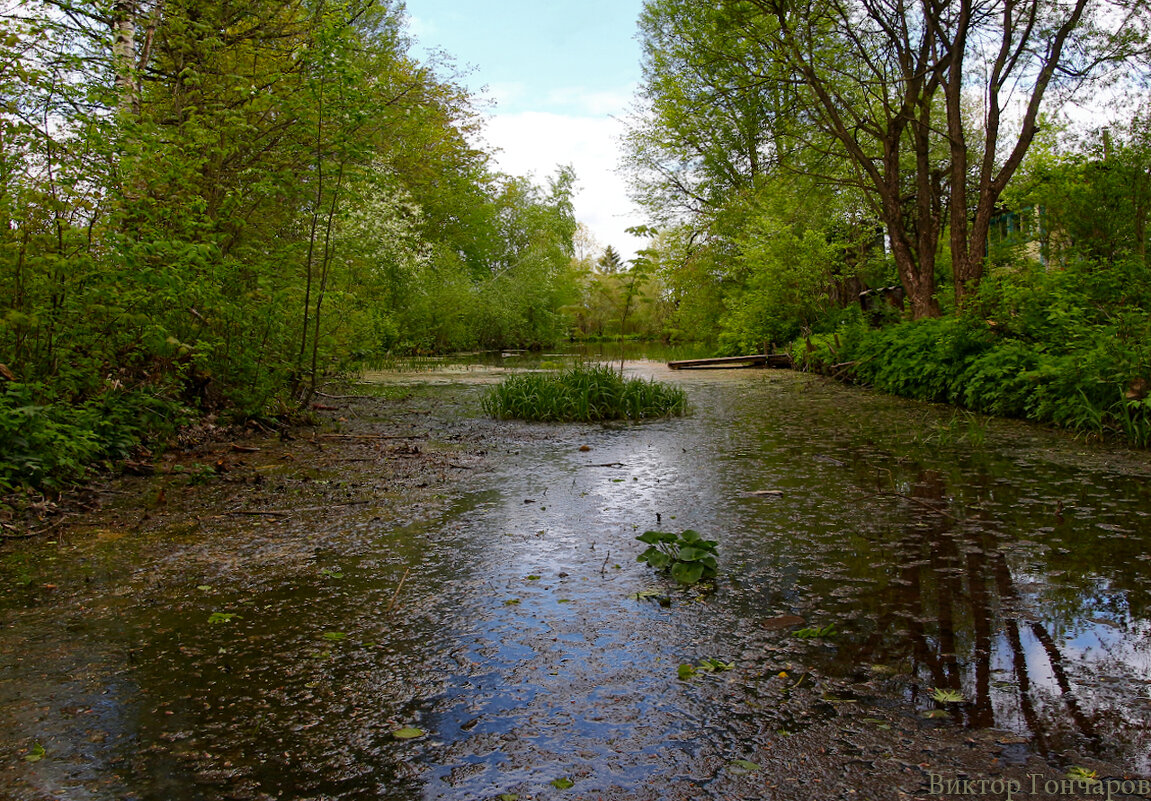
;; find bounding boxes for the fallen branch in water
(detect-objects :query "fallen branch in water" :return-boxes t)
[317,433,424,440]
[220,501,370,518]
[385,566,411,615]
[860,490,959,521]
[582,462,625,469]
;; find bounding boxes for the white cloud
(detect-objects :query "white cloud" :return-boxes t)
[543,86,637,116]
[404,14,437,38]
[480,110,647,262]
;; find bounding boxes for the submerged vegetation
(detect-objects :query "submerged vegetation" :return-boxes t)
[482,364,687,423]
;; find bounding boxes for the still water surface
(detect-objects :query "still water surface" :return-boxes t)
[1,356,1149,799]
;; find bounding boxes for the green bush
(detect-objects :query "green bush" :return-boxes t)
[795,259,1151,446]
[482,363,688,422]
[0,383,188,491]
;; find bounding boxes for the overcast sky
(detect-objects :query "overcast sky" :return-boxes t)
[404,0,648,261]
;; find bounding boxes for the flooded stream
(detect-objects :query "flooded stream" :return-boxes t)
[2,359,1150,800]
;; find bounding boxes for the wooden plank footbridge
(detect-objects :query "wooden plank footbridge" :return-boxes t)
[667,352,793,370]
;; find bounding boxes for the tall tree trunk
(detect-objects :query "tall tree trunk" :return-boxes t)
[112,1,137,115]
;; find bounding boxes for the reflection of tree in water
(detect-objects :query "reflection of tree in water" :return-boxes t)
[837,468,1147,764]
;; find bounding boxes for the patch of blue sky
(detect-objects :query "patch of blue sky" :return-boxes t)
[404,1,649,261]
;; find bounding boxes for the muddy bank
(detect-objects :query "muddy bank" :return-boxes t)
[1,367,1149,801]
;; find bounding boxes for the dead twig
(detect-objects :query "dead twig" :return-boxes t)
[385,566,412,615]
[318,433,424,440]
[220,501,369,518]
[861,490,960,521]
[582,462,625,469]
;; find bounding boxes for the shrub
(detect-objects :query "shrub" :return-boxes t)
[0,382,188,491]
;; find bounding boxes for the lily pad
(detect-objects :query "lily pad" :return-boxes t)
[392,727,425,739]
[551,777,574,790]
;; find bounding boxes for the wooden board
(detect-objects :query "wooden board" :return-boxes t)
[667,354,792,370]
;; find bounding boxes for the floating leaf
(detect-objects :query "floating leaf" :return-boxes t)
[677,663,697,680]
[921,709,950,719]
[1067,767,1098,783]
[392,727,424,739]
[503,598,520,606]
[793,623,836,639]
[551,777,574,790]
[698,657,735,673]
[24,743,45,763]
[499,795,519,801]
[196,585,213,592]
[930,687,965,703]
[207,612,240,624]
[728,759,760,774]
[525,575,541,581]
[322,631,347,641]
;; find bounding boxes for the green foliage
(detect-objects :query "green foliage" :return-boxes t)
[0,382,187,491]
[635,529,718,585]
[793,623,837,639]
[797,256,1151,447]
[481,364,688,423]
[0,0,586,489]
[929,688,965,704]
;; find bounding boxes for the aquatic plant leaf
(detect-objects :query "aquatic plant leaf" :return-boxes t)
[793,623,836,639]
[637,530,678,545]
[930,687,965,703]
[638,547,673,570]
[24,743,45,763]
[1066,767,1098,783]
[729,759,760,773]
[499,795,519,801]
[392,727,424,739]
[196,585,212,592]
[677,663,697,680]
[670,561,705,585]
[676,546,713,562]
[551,777,574,790]
[698,658,735,672]
[207,612,240,624]
[322,631,346,641]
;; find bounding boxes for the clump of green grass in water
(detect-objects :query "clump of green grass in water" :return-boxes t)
[482,364,687,422]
